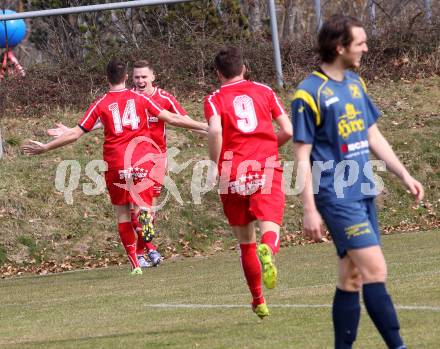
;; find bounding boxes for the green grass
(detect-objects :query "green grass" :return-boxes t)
[0,77,438,264]
[17,235,41,263]
[0,230,439,348]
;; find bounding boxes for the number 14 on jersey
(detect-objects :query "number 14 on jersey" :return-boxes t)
[108,99,140,133]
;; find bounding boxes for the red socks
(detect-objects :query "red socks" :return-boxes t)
[240,243,264,306]
[136,239,157,255]
[118,222,139,269]
[261,231,280,255]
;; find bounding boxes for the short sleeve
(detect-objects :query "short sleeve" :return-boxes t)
[140,95,163,117]
[165,93,188,116]
[78,98,102,132]
[204,94,220,122]
[269,91,286,119]
[292,97,316,144]
[364,94,381,127]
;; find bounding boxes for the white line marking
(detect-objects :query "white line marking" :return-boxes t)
[144,303,440,312]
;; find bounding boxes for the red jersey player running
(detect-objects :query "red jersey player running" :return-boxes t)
[205,47,293,318]
[22,58,208,275]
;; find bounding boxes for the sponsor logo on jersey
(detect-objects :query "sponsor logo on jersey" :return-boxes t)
[229,173,266,195]
[341,140,369,153]
[338,103,365,139]
[349,84,362,98]
[325,96,340,107]
[322,87,334,97]
[148,116,159,123]
[118,167,148,180]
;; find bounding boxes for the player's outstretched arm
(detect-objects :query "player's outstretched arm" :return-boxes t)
[368,124,424,202]
[169,115,208,137]
[22,125,85,155]
[47,120,102,138]
[189,128,208,137]
[47,122,71,138]
[157,110,208,132]
[274,114,293,147]
[293,142,325,242]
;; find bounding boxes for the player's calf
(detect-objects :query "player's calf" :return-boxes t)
[118,222,141,272]
[363,282,405,349]
[261,230,280,255]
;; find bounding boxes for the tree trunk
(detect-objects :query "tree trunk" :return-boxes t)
[240,0,263,33]
[424,0,432,25]
[281,0,297,41]
[248,0,263,32]
[368,0,377,37]
[314,0,322,32]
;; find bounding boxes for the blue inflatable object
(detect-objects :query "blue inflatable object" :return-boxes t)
[0,9,26,48]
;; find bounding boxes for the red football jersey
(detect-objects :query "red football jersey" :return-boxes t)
[144,87,188,154]
[78,88,163,170]
[204,80,286,176]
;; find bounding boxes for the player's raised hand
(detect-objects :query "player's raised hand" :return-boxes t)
[403,174,424,203]
[47,122,69,138]
[21,140,46,155]
[303,208,324,242]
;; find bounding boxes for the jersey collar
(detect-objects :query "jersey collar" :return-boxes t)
[145,86,158,97]
[109,88,128,93]
[220,79,246,88]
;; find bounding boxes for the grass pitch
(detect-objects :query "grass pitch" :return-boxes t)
[1,230,439,349]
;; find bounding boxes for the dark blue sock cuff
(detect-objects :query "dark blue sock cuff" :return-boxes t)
[363,282,387,297]
[334,288,360,304]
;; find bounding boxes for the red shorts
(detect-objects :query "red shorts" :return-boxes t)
[220,167,285,226]
[105,165,154,207]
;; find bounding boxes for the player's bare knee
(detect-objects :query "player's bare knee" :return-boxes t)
[350,271,363,290]
[361,262,387,283]
[339,268,362,291]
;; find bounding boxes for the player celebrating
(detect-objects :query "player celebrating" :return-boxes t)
[47,60,205,269]
[131,60,206,267]
[205,47,292,318]
[292,15,424,348]
[22,58,208,275]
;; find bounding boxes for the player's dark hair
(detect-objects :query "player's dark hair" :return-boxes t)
[214,47,244,79]
[133,60,152,70]
[317,15,364,63]
[106,58,127,84]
